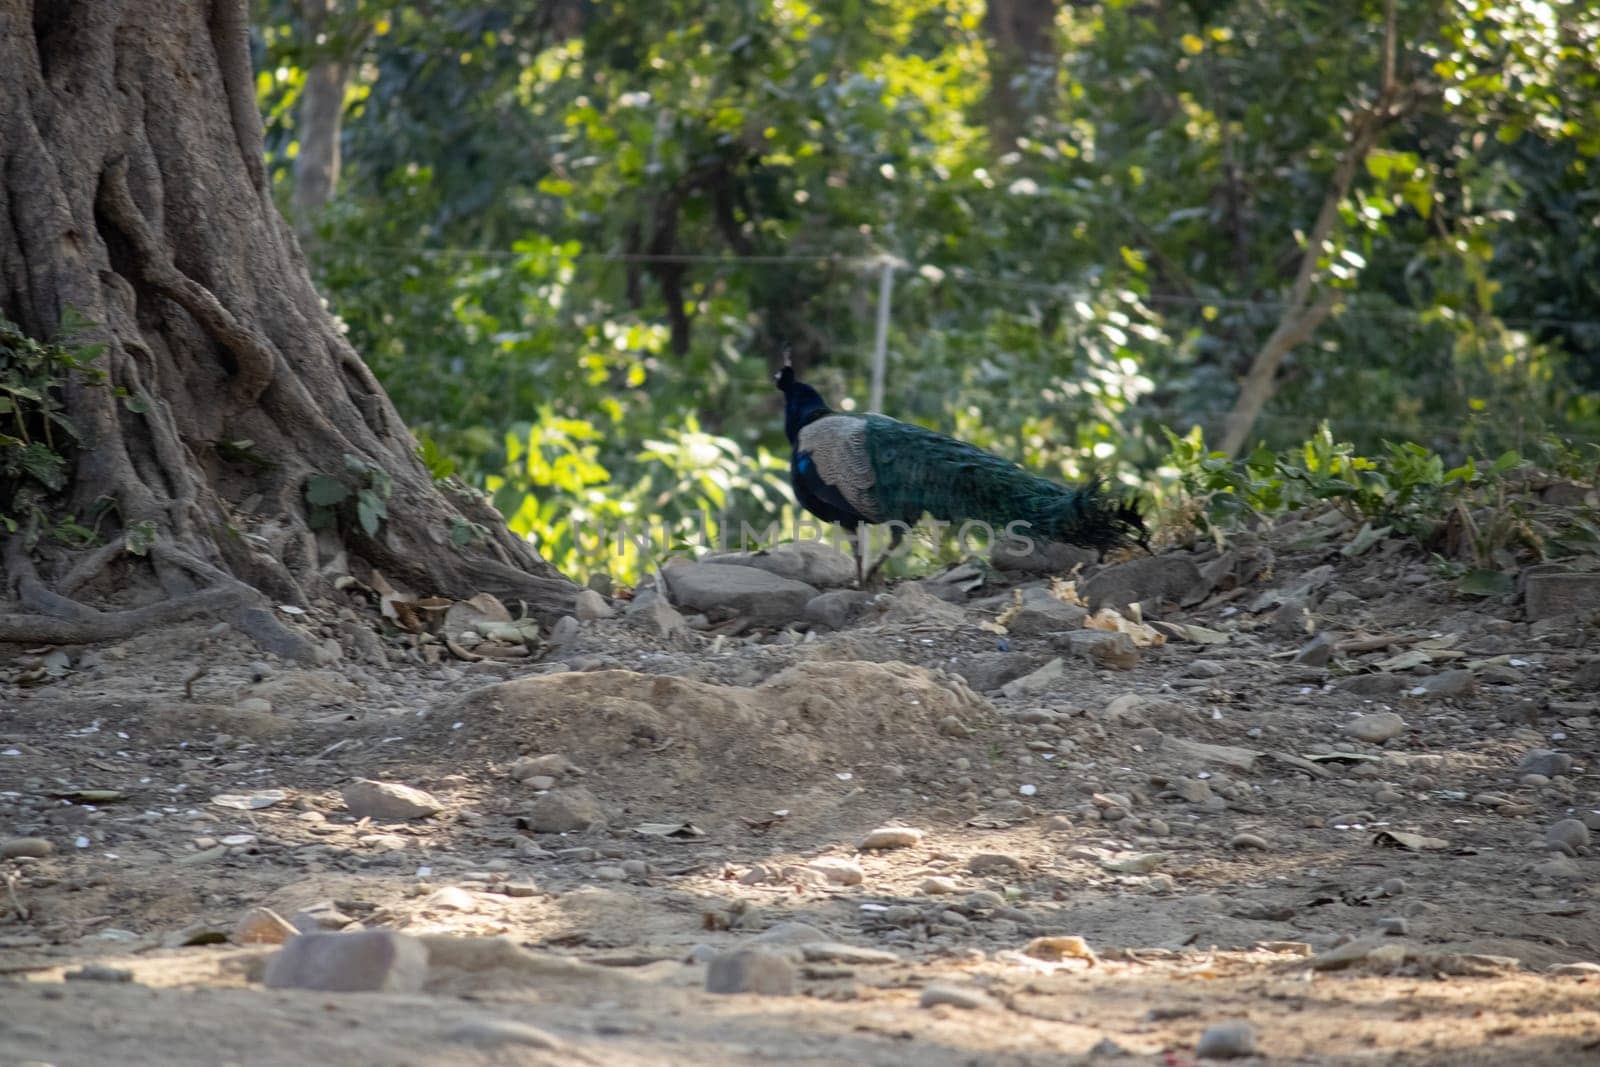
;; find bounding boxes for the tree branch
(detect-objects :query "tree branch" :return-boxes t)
[1218,0,1403,457]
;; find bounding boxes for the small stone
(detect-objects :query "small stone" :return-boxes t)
[502,881,537,898]
[1270,598,1314,637]
[1,837,53,859]
[1228,833,1269,851]
[1415,669,1476,700]
[1195,1020,1256,1059]
[1380,878,1406,896]
[546,616,580,646]
[920,876,961,895]
[1293,634,1335,667]
[523,775,556,791]
[938,715,973,738]
[800,941,900,965]
[1334,673,1405,697]
[573,589,613,621]
[233,906,298,945]
[64,965,134,983]
[1343,712,1406,744]
[1173,779,1212,805]
[1001,658,1068,699]
[525,787,604,833]
[1525,572,1600,621]
[291,901,355,932]
[752,921,830,946]
[1057,630,1140,670]
[968,852,1025,874]
[263,930,429,993]
[509,753,580,782]
[803,589,875,631]
[662,562,818,626]
[919,983,997,1010]
[705,949,795,995]
[1378,916,1409,936]
[445,1019,564,1050]
[1549,962,1600,977]
[1545,819,1590,856]
[858,826,924,850]
[1185,659,1227,678]
[1517,749,1574,777]
[805,857,863,886]
[341,779,442,821]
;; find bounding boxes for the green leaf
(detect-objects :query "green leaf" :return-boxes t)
[20,442,67,490]
[305,475,350,506]
[123,519,157,557]
[1457,569,1513,598]
[356,496,381,536]
[123,392,152,414]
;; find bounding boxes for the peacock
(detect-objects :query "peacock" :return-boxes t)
[775,353,1144,585]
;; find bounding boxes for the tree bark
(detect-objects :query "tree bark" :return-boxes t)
[0,0,575,656]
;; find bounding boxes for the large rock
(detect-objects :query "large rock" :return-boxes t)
[1526,571,1600,621]
[708,541,856,589]
[262,930,429,993]
[705,949,795,995]
[525,786,605,833]
[952,652,1050,693]
[1002,587,1088,636]
[662,562,818,625]
[342,779,442,821]
[991,539,1096,574]
[804,589,876,631]
[1080,556,1203,614]
[882,584,966,626]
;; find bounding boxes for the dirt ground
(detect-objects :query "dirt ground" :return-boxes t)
[2,509,1597,1066]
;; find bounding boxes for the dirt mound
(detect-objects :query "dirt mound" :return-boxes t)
[433,660,989,814]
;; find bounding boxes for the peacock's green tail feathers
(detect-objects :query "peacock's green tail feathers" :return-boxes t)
[859,414,1142,549]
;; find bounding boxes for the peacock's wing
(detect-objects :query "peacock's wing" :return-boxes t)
[797,415,883,522]
[860,414,1043,524]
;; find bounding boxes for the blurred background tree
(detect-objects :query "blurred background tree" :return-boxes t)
[251,0,1600,581]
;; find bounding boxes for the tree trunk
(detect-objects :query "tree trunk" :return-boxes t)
[289,0,356,229]
[0,0,575,658]
[984,0,1059,152]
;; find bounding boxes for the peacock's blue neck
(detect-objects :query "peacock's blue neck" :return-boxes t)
[783,385,833,447]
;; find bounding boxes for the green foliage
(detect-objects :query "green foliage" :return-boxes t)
[1162,423,1599,583]
[304,453,394,538]
[251,1,1600,581]
[0,315,107,545]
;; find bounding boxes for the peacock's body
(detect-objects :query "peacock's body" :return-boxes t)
[775,360,1142,583]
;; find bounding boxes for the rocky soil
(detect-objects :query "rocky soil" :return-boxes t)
[2,513,1598,1065]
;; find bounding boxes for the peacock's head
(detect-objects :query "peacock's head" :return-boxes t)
[773,345,795,391]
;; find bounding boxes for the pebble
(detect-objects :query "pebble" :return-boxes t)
[1545,819,1590,856]
[1378,916,1409,936]
[1,837,53,859]
[1416,670,1476,699]
[1195,1020,1256,1059]
[573,589,614,621]
[525,787,605,833]
[919,983,997,1010]
[1518,749,1574,777]
[1228,833,1269,851]
[1549,962,1600,977]
[341,779,442,821]
[263,930,429,993]
[799,942,900,965]
[292,901,355,932]
[1344,712,1406,744]
[806,857,864,886]
[63,964,134,983]
[705,949,795,995]
[967,852,1024,874]
[233,906,298,945]
[445,1019,564,1051]
[920,876,961,895]
[858,826,924,850]
[509,753,579,782]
